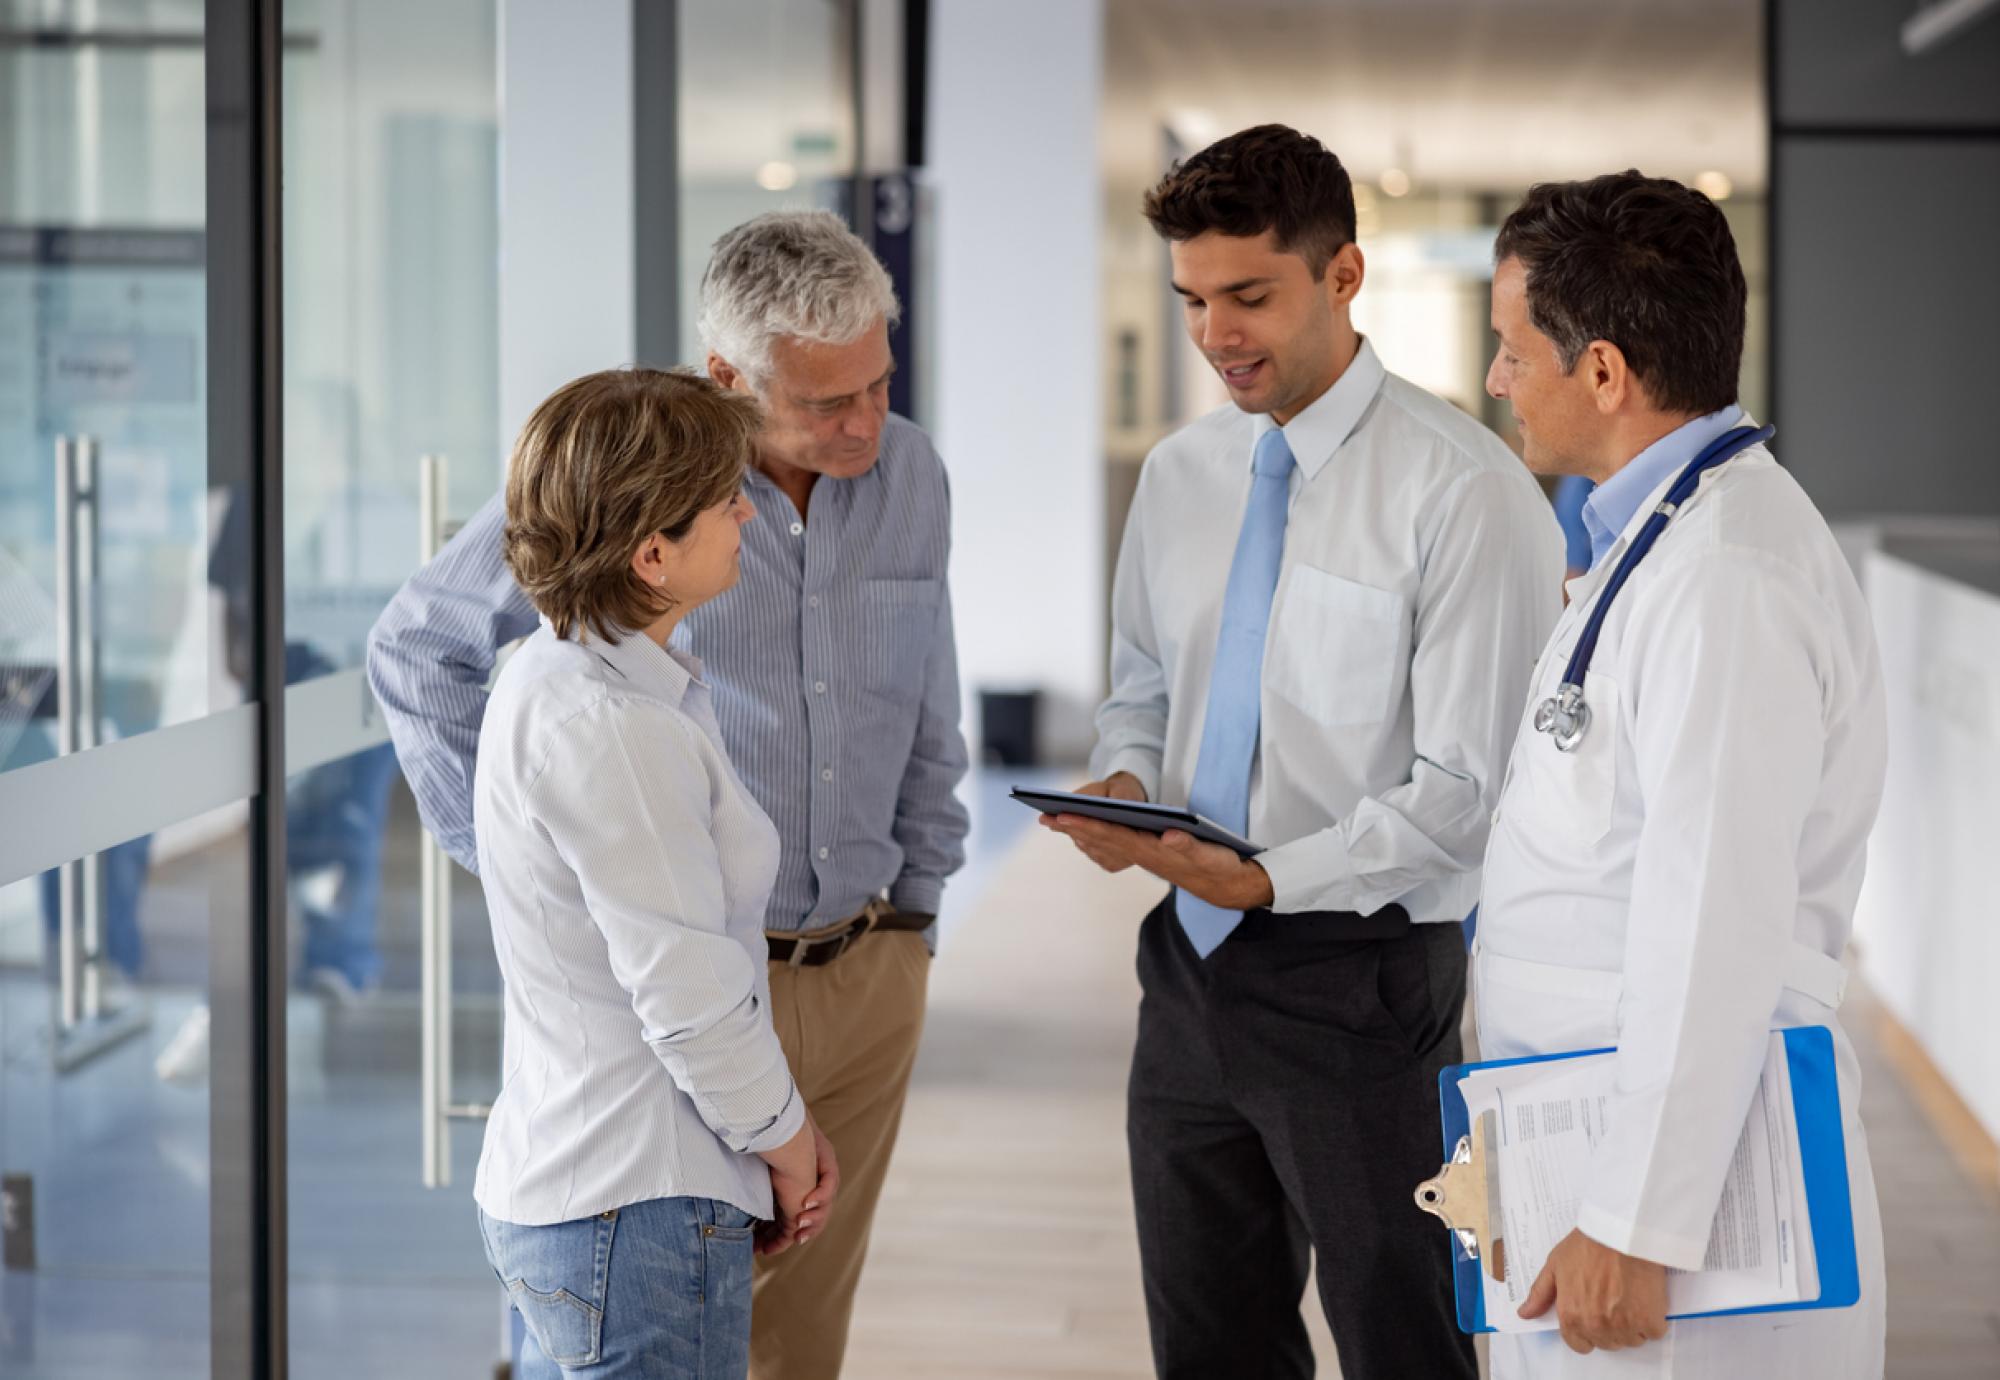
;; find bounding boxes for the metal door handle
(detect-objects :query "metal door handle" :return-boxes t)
[416,456,489,1186]
[53,435,102,1031]
[48,435,147,1073]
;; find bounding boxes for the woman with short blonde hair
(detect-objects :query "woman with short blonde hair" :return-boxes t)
[473,367,838,1380]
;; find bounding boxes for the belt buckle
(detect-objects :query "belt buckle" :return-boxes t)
[786,910,875,968]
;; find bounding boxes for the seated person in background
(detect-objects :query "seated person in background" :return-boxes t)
[473,367,838,1380]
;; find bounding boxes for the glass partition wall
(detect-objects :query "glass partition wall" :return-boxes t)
[0,3,869,1375]
[276,2,503,1374]
[1,6,226,1375]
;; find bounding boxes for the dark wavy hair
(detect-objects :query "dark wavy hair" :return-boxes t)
[1495,172,1747,416]
[1142,124,1357,278]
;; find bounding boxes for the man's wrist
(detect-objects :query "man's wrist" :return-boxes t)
[1236,860,1275,910]
[1106,771,1148,801]
[1096,749,1160,802]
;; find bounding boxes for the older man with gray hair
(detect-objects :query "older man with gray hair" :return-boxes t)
[367,209,968,1380]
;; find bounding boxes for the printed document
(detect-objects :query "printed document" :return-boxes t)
[1460,1033,1809,1333]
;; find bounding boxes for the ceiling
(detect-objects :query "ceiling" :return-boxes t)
[1103,0,1766,195]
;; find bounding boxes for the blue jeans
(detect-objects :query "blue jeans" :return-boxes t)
[479,1197,756,1379]
[37,833,151,978]
[286,740,398,989]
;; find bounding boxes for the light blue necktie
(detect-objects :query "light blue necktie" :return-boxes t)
[1179,427,1295,957]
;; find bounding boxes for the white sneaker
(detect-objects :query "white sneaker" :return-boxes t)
[154,1002,210,1085]
[303,966,367,1010]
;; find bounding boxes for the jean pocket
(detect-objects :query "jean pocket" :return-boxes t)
[699,1201,756,1315]
[505,1279,604,1367]
[481,1209,616,1368]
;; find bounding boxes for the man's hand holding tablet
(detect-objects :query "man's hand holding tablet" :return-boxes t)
[1028,773,1277,911]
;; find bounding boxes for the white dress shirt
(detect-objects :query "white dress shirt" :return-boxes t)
[472,621,804,1227]
[1092,339,1564,923]
[1476,431,1888,1375]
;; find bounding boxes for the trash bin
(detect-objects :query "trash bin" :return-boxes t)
[978,687,1041,767]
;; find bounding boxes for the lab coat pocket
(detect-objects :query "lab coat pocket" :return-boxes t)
[1266,565,1407,728]
[1475,949,1623,1059]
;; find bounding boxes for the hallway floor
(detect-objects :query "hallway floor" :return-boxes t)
[3,772,1996,1377]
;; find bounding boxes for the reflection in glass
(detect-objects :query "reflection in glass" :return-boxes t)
[0,10,236,1378]
[279,2,505,1374]
[0,8,226,1088]
[0,807,233,1380]
[679,0,859,355]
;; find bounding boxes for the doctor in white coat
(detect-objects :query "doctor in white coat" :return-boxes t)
[1476,171,1888,1377]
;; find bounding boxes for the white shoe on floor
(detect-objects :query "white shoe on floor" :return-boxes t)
[302,966,368,1011]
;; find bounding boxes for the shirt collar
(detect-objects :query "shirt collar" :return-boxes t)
[1581,404,1745,571]
[546,614,704,707]
[1250,336,1387,481]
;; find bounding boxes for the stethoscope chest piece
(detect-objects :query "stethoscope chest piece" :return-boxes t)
[1534,682,1591,754]
[1532,422,1776,756]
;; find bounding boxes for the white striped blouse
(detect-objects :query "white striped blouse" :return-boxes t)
[471,621,802,1226]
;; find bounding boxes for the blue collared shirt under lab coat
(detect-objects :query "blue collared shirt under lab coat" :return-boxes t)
[1580,405,1746,571]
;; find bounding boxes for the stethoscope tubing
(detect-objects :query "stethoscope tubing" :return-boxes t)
[1535,423,1777,753]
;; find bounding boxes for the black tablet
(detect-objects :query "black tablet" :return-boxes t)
[1011,787,1262,858]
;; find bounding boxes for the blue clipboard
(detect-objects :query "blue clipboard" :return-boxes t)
[1436,1024,1860,1334]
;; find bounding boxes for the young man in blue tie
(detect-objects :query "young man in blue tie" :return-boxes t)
[1044,125,1563,1379]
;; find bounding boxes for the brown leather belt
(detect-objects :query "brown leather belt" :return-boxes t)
[766,899,933,968]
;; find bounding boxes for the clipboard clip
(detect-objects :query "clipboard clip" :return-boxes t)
[1413,1108,1507,1283]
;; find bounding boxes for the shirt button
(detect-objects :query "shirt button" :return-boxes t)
[813,681,827,694]
[808,595,820,609]
[817,846,830,860]
[820,767,834,782]
[789,521,803,536]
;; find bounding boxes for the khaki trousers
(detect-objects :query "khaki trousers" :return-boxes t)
[751,927,930,1380]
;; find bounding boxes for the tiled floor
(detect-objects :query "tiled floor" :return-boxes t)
[3,769,1998,1378]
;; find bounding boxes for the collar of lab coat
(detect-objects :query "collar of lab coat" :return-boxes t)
[1560,411,1768,613]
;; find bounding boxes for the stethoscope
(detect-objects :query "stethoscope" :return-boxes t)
[1534,423,1776,753]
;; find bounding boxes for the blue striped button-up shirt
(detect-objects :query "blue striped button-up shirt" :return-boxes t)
[367,412,970,932]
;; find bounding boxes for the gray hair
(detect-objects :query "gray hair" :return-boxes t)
[697,210,901,384]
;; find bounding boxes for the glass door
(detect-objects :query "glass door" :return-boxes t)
[276,2,504,1374]
[1,4,247,1377]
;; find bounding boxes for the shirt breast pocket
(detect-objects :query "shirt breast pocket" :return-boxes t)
[1518,669,1620,846]
[861,577,941,707]
[1266,565,1407,729]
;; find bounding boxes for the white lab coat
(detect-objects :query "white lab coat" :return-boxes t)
[1476,440,1888,1379]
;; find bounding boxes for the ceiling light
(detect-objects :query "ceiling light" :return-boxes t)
[1169,107,1221,146]
[757,161,798,192]
[1695,169,1732,201]
[1380,167,1411,198]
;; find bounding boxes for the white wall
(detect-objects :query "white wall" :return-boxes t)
[497,0,636,450]
[930,0,1105,761]
[1853,548,2000,1145]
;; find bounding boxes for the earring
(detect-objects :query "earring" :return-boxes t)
[656,575,667,586]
